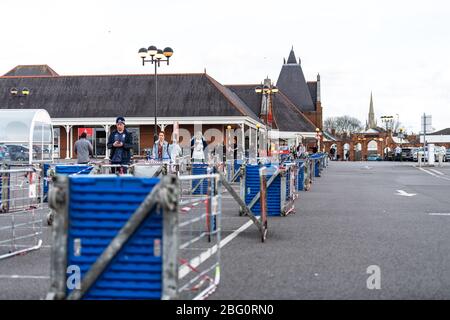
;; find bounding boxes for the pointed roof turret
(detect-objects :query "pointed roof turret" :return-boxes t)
[277,48,314,112]
[287,46,298,64]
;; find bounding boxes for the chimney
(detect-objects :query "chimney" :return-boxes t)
[316,73,321,103]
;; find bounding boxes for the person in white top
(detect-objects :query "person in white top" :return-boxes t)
[394,145,402,161]
[170,134,182,163]
[191,131,207,163]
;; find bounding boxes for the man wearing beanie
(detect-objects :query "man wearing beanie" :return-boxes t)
[107,116,133,173]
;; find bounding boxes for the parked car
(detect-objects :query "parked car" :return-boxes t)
[401,147,417,161]
[5,144,29,162]
[367,154,382,161]
[445,148,450,162]
[413,146,446,162]
[0,145,10,162]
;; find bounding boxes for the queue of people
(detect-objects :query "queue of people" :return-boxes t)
[74,115,324,169]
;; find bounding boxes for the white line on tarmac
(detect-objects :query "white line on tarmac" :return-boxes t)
[428,213,450,216]
[0,275,50,280]
[178,219,255,280]
[429,169,445,176]
[418,167,450,181]
[419,167,438,177]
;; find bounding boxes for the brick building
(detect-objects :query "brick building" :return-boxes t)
[0,48,324,160]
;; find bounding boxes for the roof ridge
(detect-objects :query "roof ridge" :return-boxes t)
[225,84,259,87]
[0,72,207,79]
[204,73,252,118]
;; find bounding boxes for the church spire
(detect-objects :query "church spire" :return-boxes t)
[368,91,376,129]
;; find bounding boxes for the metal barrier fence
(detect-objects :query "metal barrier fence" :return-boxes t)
[46,173,221,300]
[177,173,221,300]
[0,165,43,260]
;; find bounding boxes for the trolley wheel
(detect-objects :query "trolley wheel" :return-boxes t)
[261,226,268,243]
[47,211,54,226]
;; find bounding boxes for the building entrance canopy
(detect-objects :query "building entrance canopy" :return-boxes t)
[0,109,53,164]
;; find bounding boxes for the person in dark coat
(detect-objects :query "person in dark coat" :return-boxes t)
[107,116,133,173]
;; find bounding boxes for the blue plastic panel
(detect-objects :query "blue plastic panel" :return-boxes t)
[314,159,321,177]
[245,164,281,216]
[192,163,209,195]
[67,176,163,300]
[56,165,93,175]
[297,162,305,191]
[234,160,243,182]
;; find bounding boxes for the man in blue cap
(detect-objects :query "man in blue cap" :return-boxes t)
[107,116,133,173]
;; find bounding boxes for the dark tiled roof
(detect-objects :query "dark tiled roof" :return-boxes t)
[276,50,315,112]
[273,92,317,132]
[226,85,317,132]
[225,84,261,116]
[287,48,297,64]
[3,65,59,77]
[430,128,450,135]
[307,81,317,105]
[0,73,259,120]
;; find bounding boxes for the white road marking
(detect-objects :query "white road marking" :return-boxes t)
[179,219,255,280]
[417,167,450,181]
[428,213,450,216]
[0,275,49,280]
[429,169,445,176]
[396,190,416,197]
[419,167,438,177]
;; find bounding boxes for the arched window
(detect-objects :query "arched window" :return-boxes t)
[368,140,378,151]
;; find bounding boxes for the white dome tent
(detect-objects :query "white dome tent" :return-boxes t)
[0,109,53,164]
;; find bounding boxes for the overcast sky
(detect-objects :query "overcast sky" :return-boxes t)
[1,0,449,133]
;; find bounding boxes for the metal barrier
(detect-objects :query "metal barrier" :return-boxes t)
[213,163,268,242]
[245,164,296,217]
[0,165,43,260]
[45,164,94,226]
[46,173,222,300]
[177,173,222,300]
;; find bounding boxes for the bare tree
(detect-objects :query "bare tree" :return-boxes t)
[324,116,363,136]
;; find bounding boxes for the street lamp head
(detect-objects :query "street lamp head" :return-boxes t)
[315,128,320,133]
[10,87,18,96]
[147,46,157,56]
[256,123,261,129]
[163,47,173,58]
[138,48,148,58]
[271,86,279,93]
[21,88,30,96]
[155,49,165,60]
[255,86,262,94]
[227,125,232,130]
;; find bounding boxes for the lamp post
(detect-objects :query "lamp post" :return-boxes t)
[138,46,174,142]
[398,127,405,161]
[378,137,384,159]
[315,128,321,153]
[256,123,261,158]
[255,80,278,156]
